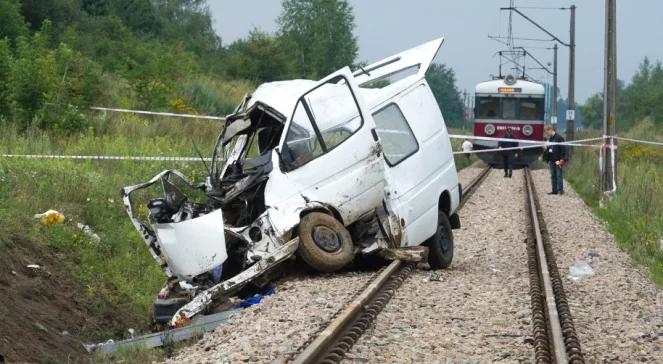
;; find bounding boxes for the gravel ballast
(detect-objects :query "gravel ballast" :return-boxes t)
[167,271,376,363]
[345,168,533,363]
[170,165,662,363]
[531,169,663,363]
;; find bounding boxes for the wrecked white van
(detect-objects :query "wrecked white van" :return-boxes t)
[122,38,462,326]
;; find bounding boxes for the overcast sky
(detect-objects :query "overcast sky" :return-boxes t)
[209,0,663,103]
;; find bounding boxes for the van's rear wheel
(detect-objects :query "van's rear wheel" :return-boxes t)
[297,212,354,272]
[425,211,454,269]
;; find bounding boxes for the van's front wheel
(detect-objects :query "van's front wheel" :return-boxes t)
[297,212,354,272]
[425,211,454,269]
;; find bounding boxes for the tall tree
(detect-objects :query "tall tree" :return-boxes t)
[278,0,358,78]
[579,93,603,129]
[225,29,295,83]
[0,0,28,41]
[426,63,465,127]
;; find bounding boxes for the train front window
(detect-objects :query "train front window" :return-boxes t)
[502,98,517,119]
[477,97,499,118]
[519,98,544,120]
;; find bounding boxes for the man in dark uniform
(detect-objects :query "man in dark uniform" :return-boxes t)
[543,125,568,194]
[498,127,518,178]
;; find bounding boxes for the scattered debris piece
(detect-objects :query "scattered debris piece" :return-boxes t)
[33,210,65,225]
[568,261,595,281]
[25,264,51,278]
[10,270,16,276]
[83,310,239,354]
[61,331,70,336]
[127,328,135,338]
[76,223,101,242]
[235,287,275,309]
[34,322,48,332]
[422,272,443,283]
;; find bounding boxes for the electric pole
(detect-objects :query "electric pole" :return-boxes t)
[566,5,576,142]
[463,89,468,130]
[552,43,558,125]
[602,0,617,194]
[499,5,576,136]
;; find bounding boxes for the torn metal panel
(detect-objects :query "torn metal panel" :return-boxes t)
[154,210,227,280]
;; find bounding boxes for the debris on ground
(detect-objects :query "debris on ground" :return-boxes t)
[25,264,51,278]
[568,261,595,281]
[422,272,443,282]
[235,287,276,309]
[33,210,65,225]
[76,223,101,242]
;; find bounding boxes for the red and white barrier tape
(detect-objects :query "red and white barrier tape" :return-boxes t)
[0,154,212,162]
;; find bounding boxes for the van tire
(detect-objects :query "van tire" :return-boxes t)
[425,211,454,269]
[297,212,354,272]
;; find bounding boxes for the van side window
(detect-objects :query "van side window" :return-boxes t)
[373,104,419,166]
[304,77,363,150]
[283,76,363,170]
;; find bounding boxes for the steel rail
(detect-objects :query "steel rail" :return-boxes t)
[293,166,492,363]
[524,168,568,363]
[292,259,402,364]
[458,166,491,209]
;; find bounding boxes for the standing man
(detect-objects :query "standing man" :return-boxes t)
[543,126,568,194]
[498,128,518,178]
[461,138,473,162]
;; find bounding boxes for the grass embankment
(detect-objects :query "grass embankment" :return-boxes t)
[448,127,479,170]
[565,121,663,286]
[0,115,221,341]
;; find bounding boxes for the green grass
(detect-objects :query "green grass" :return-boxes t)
[0,117,221,338]
[448,127,480,170]
[566,121,663,286]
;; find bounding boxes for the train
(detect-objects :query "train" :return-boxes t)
[472,75,545,167]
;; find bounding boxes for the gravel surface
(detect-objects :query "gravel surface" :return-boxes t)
[170,165,662,363]
[531,169,663,363]
[345,169,534,363]
[167,271,375,363]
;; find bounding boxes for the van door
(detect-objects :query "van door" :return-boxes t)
[273,67,385,224]
[375,82,458,247]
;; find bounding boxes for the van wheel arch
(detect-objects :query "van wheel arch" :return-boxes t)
[438,190,451,215]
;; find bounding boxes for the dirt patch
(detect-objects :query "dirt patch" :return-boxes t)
[0,238,145,363]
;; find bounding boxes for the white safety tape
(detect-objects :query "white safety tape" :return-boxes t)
[448,134,604,146]
[1,154,212,162]
[613,136,663,147]
[610,137,617,192]
[91,107,226,121]
[452,139,603,155]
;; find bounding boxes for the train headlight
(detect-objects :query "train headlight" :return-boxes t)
[484,124,496,136]
[522,125,534,136]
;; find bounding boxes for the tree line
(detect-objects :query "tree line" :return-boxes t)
[0,0,466,132]
[579,57,663,131]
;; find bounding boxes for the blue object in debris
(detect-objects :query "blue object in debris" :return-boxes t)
[235,287,276,308]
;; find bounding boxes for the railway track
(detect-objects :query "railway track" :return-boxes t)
[291,167,492,364]
[524,167,584,364]
[290,167,585,363]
